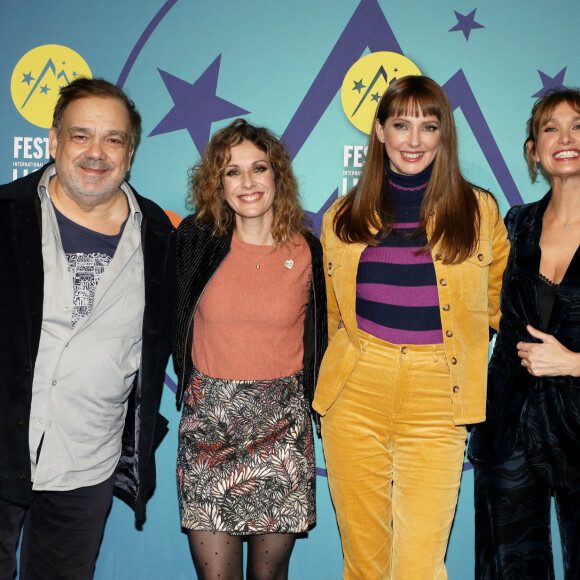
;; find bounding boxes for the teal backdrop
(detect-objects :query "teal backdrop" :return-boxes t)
[2,1,578,577]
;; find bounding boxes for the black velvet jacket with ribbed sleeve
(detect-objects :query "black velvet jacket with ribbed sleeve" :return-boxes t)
[172,215,327,421]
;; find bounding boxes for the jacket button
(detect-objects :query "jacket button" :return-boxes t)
[401,346,408,354]
[442,304,451,311]
[327,262,332,273]
[477,253,484,261]
[452,386,460,393]
[434,253,442,261]
[17,473,26,480]
[439,278,447,286]
[446,330,453,338]
[17,419,24,427]
[451,357,457,365]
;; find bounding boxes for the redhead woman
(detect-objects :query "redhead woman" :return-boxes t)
[173,119,326,580]
[470,89,580,579]
[313,76,510,579]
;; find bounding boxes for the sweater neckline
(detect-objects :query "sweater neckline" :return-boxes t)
[386,161,433,191]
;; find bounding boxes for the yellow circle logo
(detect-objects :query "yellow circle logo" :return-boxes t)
[341,52,421,134]
[11,45,92,128]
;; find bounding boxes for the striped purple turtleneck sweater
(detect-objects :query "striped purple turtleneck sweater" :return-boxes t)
[355,163,443,345]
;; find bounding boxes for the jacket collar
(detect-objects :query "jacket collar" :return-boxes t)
[515,190,580,332]
[517,190,580,288]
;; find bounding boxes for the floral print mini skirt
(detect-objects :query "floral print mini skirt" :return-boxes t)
[177,367,316,535]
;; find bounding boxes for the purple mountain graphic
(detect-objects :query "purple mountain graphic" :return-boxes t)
[280,0,522,235]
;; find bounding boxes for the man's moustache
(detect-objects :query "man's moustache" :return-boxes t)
[75,161,114,171]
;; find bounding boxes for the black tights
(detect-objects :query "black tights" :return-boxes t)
[187,531,296,580]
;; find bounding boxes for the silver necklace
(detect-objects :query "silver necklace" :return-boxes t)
[551,209,580,229]
[547,203,580,230]
[239,244,269,269]
[236,234,295,270]
[236,235,273,269]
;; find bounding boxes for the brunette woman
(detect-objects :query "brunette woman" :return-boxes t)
[470,89,580,579]
[313,76,510,579]
[173,119,326,580]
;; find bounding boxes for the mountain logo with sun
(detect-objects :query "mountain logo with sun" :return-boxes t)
[11,44,92,128]
[341,51,421,134]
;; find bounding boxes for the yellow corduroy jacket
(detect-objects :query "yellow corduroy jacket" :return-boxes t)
[312,192,510,426]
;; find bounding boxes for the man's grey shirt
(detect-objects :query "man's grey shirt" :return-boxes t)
[29,165,145,491]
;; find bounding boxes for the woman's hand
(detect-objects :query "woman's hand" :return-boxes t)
[517,325,580,377]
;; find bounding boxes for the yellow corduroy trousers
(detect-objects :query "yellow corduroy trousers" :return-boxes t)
[321,331,467,580]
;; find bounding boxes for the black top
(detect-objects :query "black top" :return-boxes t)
[537,273,557,331]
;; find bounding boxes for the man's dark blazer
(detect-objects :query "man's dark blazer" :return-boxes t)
[0,164,176,525]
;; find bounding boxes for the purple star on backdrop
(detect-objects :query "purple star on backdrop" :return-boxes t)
[449,9,484,41]
[532,67,568,98]
[149,55,250,155]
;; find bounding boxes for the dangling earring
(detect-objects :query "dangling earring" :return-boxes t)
[533,160,538,174]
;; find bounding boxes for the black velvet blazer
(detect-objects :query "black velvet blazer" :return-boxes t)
[172,215,327,423]
[469,192,580,462]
